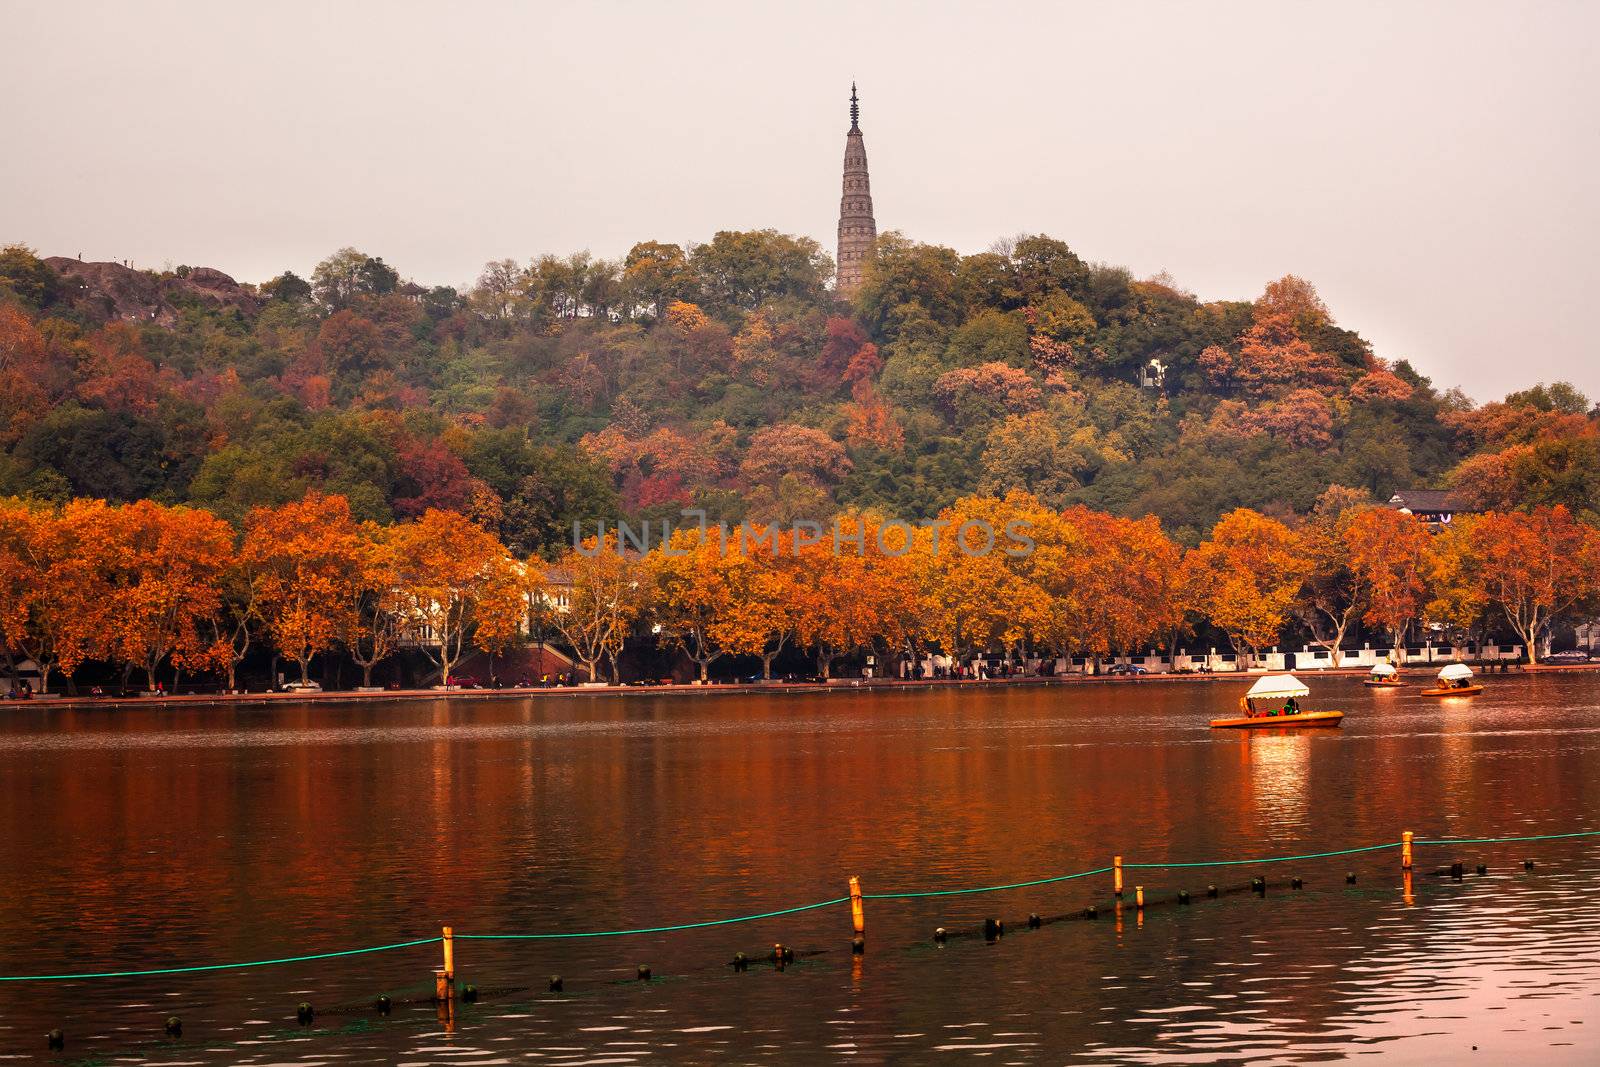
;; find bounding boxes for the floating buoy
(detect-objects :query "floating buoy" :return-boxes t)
[1177,889,1190,905]
[933,927,947,943]
[1084,906,1098,920]
[1027,913,1041,929]
[1524,859,1535,870]
[1207,885,1218,898]
[375,995,391,1015]
[636,965,652,981]
[1476,864,1487,875]
[297,1002,314,1025]
[851,936,865,955]
[548,976,564,993]
[983,918,1003,940]
[733,952,748,971]
[1346,872,1356,884]
[47,1029,64,1051]
[462,984,478,1003]
[1252,877,1266,895]
[1451,862,1463,881]
[1291,877,1303,890]
[164,1016,182,1037]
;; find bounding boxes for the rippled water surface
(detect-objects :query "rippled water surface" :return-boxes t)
[2,674,1598,1064]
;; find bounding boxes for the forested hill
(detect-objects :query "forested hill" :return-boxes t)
[1,234,1595,554]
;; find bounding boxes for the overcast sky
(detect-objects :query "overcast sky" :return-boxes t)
[3,0,1595,401]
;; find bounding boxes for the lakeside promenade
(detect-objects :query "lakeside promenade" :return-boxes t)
[2,662,1592,712]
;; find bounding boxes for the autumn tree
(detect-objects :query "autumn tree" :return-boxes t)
[647,525,746,682]
[1343,507,1433,651]
[1294,487,1372,664]
[97,500,235,691]
[1185,509,1309,666]
[390,509,526,687]
[242,492,365,685]
[550,534,648,682]
[915,494,1051,669]
[728,532,803,681]
[1,499,117,693]
[344,523,403,689]
[1462,507,1600,662]
[790,515,916,678]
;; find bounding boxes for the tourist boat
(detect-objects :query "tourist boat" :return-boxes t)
[1210,674,1345,729]
[1420,662,1482,696]
[1364,662,1404,688]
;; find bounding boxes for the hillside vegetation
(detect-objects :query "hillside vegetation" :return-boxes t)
[2,234,1596,556]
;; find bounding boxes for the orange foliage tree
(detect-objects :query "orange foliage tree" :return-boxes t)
[1461,507,1600,662]
[1294,487,1371,665]
[390,509,527,687]
[1185,509,1309,667]
[96,500,235,690]
[1343,507,1434,651]
[242,492,365,685]
[343,523,403,689]
[647,524,759,682]
[790,515,918,679]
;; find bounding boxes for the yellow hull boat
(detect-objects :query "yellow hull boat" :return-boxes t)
[1421,683,1483,696]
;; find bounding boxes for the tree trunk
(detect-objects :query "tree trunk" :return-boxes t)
[361,661,374,688]
[817,648,835,679]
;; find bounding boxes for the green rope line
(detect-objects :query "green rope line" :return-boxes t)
[458,896,851,941]
[1416,829,1600,846]
[0,936,442,983]
[1125,842,1400,869]
[862,866,1112,899]
[4,828,1596,983]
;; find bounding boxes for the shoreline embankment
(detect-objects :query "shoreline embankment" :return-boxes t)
[2,662,1593,713]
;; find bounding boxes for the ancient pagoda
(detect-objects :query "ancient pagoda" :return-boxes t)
[835,83,877,298]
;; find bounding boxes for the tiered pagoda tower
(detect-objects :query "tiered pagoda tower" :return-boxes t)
[835,83,877,298]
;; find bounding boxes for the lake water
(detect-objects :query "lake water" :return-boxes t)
[2,675,1598,1064]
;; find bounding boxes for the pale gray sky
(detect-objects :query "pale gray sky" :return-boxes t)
[3,0,1595,401]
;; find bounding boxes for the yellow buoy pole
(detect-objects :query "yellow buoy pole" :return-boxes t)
[849,875,865,938]
[435,925,455,1004]
[1135,885,1144,908]
[1401,830,1413,870]
[1114,855,1124,897]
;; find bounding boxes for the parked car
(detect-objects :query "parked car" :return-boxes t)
[279,680,323,693]
[1544,650,1592,664]
[1106,663,1148,676]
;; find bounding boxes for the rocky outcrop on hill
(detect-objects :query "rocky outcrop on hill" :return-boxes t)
[44,257,261,326]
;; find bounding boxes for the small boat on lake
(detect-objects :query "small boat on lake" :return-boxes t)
[1365,662,1404,688]
[1210,673,1345,729]
[1421,662,1483,696]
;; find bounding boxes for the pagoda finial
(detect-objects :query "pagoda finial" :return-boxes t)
[850,82,859,130]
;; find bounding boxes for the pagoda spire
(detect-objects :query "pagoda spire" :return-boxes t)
[835,83,876,298]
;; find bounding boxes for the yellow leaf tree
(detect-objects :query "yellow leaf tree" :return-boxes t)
[1185,509,1309,667]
